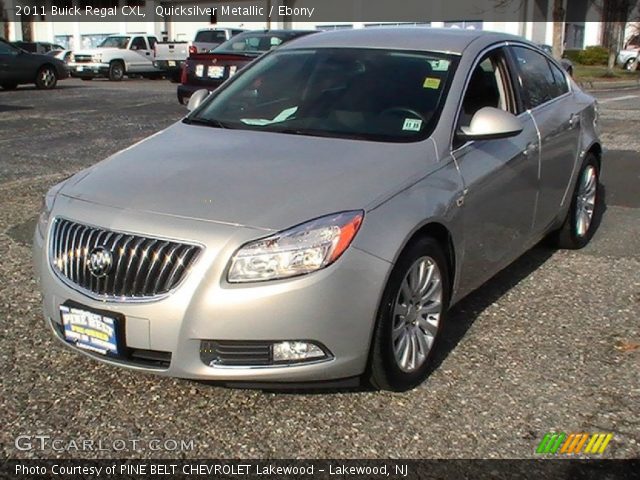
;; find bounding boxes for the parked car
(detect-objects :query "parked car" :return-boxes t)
[616,49,639,70]
[68,34,160,81]
[12,41,64,54]
[538,44,574,76]
[191,27,246,55]
[177,29,315,104]
[0,38,68,89]
[34,28,602,391]
[154,29,246,83]
[47,49,72,64]
[616,34,640,70]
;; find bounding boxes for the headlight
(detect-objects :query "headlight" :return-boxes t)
[228,210,364,283]
[36,180,68,238]
[37,193,55,238]
[92,54,102,63]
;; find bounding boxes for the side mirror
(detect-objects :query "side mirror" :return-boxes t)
[457,107,523,141]
[186,89,209,111]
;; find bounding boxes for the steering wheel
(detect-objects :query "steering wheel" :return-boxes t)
[379,107,428,124]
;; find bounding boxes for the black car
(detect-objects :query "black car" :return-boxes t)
[12,41,65,54]
[0,38,68,90]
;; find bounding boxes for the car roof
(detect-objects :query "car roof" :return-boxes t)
[280,27,525,55]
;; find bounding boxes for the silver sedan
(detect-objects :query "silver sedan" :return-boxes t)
[33,28,602,391]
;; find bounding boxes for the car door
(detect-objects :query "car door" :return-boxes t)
[0,41,21,84]
[128,36,151,72]
[508,46,581,232]
[452,47,540,294]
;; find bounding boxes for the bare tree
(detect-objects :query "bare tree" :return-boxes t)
[552,0,565,60]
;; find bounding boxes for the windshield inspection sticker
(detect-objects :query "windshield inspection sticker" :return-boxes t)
[403,118,423,132]
[423,77,441,89]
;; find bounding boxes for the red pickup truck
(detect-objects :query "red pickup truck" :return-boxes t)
[177,29,315,104]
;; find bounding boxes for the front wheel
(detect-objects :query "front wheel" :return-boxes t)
[368,237,450,391]
[35,66,57,89]
[552,154,601,249]
[108,61,125,81]
[624,58,638,71]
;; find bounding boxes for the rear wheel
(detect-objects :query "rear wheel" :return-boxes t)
[35,66,57,89]
[108,61,125,81]
[552,154,600,249]
[0,82,18,90]
[368,237,450,391]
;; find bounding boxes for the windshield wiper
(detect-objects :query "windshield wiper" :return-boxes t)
[184,117,233,129]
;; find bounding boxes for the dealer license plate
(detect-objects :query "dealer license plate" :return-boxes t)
[207,66,224,78]
[168,60,176,67]
[76,66,84,72]
[60,305,118,355]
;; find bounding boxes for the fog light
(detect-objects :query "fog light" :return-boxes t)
[272,341,326,363]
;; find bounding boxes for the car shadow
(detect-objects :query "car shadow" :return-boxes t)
[0,104,33,112]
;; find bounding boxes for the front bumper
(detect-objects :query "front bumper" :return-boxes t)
[33,197,390,384]
[68,62,110,78]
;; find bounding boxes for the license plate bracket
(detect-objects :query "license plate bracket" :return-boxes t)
[60,303,123,356]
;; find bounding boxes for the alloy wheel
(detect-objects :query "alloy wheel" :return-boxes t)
[391,256,443,373]
[40,68,55,88]
[575,164,597,237]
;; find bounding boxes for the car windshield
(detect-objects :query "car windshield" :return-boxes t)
[98,36,130,49]
[189,48,457,142]
[213,33,289,54]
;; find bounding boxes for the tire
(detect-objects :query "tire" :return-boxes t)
[552,153,601,249]
[35,65,57,89]
[624,59,637,71]
[0,83,18,90]
[108,61,125,81]
[81,78,93,81]
[368,237,450,392]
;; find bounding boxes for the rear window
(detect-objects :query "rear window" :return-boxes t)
[188,48,458,143]
[214,32,289,54]
[195,31,228,44]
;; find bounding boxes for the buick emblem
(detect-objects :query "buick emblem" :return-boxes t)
[87,247,113,278]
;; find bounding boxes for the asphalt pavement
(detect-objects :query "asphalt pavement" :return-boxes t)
[0,78,638,459]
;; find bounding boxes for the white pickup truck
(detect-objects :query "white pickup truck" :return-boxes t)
[69,34,161,81]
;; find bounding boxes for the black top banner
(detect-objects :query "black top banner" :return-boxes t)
[3,0,615,23]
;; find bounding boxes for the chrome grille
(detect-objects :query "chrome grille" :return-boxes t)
[50,218,201,299]
[73,55,93,63]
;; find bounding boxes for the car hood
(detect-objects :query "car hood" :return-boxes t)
[73,47,122,56]
[60,122,437,231]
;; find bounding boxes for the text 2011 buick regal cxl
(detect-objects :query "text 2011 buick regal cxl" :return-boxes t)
[33,29,602,391]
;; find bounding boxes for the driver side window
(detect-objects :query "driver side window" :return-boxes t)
[130,37,146,51]
[458,50,514,131]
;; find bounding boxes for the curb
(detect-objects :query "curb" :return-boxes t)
[578,79,640,91]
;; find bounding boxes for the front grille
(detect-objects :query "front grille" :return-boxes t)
[200,340,272,366]
[50,218,201,299]
[74,55,93,63]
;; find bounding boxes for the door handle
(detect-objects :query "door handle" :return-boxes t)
[569,113,580,129]
[522,142,538,156]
